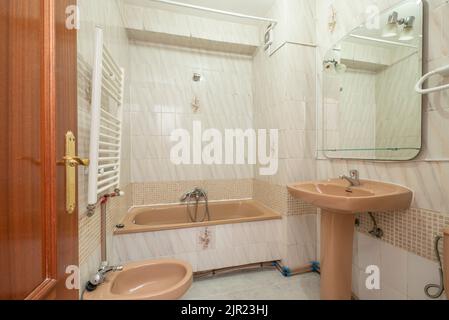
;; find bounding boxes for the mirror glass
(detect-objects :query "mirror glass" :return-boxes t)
[321,0,423,160]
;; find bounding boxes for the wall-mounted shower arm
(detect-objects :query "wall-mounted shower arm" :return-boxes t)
[149,0,278,27]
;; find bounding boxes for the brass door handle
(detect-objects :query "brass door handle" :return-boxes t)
[63,156,90,167]
[63,131,90,214]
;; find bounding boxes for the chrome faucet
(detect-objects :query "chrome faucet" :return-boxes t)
[180,187,208,202]
[339,170,361,187]
[86,261,123,292]
[180,187,211,223]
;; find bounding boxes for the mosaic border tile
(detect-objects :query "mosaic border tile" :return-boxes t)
[356,208,449,262]
[253,179,317,216]
[132,179,254,206]
[79,184,132,264]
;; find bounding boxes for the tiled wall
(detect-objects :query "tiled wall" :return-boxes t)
[122,4,261,49]
[128,41,254,182]
[316,0,449,299]
[324,69,377,158]
[77,0,449,300]
[356,208,449,262]
[77,0,132,292]
[113,219,283,272]
[78,184,133,287]
[352,232,445,300]
[132,179,253,206]
[252,0,318,269]
[375,52,421,159]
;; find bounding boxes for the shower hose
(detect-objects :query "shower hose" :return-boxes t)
[424,236,445,299]
[186,192,211,223]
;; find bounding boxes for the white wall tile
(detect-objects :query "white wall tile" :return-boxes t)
[379,241,408,294]
[406,252,444,300]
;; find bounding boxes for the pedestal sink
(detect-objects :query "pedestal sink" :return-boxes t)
[83,259,193,300]
[288,178,413,300]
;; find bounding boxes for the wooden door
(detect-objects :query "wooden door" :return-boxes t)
[0,0,79,300]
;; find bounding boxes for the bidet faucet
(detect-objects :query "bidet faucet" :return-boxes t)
[86,261,123,292]
[339,170,361,187]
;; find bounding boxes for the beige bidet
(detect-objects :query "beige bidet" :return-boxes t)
[288,178,413,300]
[83,259,193,300]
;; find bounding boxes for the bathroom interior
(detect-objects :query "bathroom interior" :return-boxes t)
[1,0,449,302]
[73,0,449,301]
[5,0,449,304]
[7,0,449,302]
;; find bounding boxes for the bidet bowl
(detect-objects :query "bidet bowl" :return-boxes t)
[83,259,193,300]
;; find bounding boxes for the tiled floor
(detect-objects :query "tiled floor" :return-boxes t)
[182,269,321,300]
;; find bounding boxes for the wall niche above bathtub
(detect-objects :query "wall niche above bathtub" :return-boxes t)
[320,0,423,161]
[122,2,261,56]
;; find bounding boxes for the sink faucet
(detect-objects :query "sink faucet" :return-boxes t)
[340,170,361,187]
[85,261,123,292]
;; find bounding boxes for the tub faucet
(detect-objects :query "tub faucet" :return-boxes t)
[85,261,123,292]
[339,170,361,187]
[180,187,208,202]
[180,187,211,223]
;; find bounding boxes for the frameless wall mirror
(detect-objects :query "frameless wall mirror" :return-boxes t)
[321,0,423,160]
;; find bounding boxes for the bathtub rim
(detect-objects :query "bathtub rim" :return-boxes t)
[114,199,282,235]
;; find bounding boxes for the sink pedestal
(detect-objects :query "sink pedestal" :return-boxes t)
[288,179,413,300]
[320,211,356,300]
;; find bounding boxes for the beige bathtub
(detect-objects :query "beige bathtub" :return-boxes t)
[115,200,281,234]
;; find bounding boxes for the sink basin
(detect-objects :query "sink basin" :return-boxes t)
[288,179,413,213]
[83,259,193,300]
[288,178,413,300]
